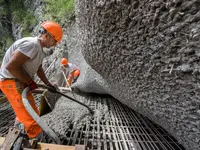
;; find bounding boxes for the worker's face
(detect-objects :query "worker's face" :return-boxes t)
[64,64,68,68]
[44,33,57,48]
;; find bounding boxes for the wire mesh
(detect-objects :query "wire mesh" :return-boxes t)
[0,94,185,150]
[62,96,184,150]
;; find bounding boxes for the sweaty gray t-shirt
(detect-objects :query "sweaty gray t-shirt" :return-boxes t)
[0,37,45,80]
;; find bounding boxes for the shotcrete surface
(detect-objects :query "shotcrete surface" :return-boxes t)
[41,91,109,140]
[76,1,200,149]
[22,0,200,149]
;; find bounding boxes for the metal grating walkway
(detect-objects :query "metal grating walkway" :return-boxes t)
[62,95,184,150]
[0,94,185,150]
[0,95,41,137]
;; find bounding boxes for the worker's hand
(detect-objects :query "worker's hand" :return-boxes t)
[27,80,38,91]
[46,82,57,93]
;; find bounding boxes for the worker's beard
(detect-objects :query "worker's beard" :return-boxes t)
[43,47,54,56]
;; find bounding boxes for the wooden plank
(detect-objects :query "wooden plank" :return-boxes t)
[32,87,71,93]
[0,136,5,144]
[75,145,86,150]
[23,148,39,150]
[58,87,71,92]
[0,137,86,150]
[36,143,75,150]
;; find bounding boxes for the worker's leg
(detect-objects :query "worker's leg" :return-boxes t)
[72,70,80,84]
[67,69,80,86]
[0,80,42,139]
[67,73,74,86]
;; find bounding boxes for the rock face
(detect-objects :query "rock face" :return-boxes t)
[75,0,200,150]
[18,0,200,149]
[63,23,111,94]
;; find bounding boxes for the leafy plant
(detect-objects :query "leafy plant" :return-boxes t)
[43,0,75,23]
[9,0,37,37]
[0,0,37,62]
[0,34,14,63]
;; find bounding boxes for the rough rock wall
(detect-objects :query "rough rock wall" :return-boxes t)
[24,0,111,94]
[76,0,200,149]
[24,0,45,21]
[64,22,111,94]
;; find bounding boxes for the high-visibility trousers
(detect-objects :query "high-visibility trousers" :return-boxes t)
[67,69,80,86]
[0,79,42,138]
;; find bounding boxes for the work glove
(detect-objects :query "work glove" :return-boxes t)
[27,79,38,91]
[46,82,57,93]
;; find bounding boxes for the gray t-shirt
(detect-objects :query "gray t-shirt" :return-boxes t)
[61,63,80,75]
[0,37,45,80]
[68,63,80,73]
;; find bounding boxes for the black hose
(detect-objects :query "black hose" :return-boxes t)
[38,84,94,114]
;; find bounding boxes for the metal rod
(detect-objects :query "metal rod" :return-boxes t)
[38,84,94,114]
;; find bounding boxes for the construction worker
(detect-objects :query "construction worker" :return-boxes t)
[60,58,80,87]
[0,21,63,140]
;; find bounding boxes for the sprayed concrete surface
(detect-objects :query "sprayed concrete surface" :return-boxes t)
[41,91,109,141]
[9,0,200,149]
[75,1,200,150]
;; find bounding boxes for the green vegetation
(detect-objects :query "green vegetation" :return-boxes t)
[0,35,13,62]
[10,0,37,37]
[0,0,37,63]
[0,0,8,16]
[0,34,13,62]
[0,0,75,62]
[0,7,7,16]
[43,0,75,24]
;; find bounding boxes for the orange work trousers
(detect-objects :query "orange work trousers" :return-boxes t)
[67,70,80,86]
[0,79,42,138]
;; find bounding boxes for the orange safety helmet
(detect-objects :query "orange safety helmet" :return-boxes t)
[61,58,68,65]
[41,21,63,43]
[74,70,80,77]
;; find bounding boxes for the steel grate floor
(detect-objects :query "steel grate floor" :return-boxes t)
[0,94,185,150]
[0,95,41,137]
[62,95,184,150]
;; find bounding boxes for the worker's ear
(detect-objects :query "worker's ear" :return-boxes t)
[46,33,51,40]
[42,33,49,40]
[40,33,48,41]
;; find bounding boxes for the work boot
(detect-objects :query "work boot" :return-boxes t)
[34,131,47,142]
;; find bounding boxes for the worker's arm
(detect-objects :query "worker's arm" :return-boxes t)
[61,65,69,76]
[37,64,50,85]
[71,64,80,72]
[6,50,32,84]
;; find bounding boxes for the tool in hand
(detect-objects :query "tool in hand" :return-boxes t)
[62,69,72,91]
[38,84,94,114]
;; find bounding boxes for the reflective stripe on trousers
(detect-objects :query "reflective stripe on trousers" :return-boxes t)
[0,79,42,138]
